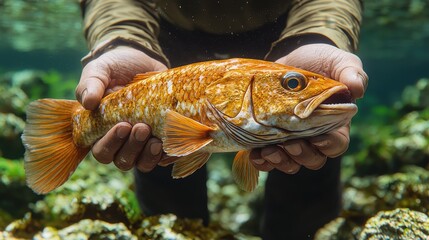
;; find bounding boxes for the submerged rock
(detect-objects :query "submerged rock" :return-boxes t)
[316,166,429,238]
[359,208,429,239]
[137,214,255,240]
[0,156,259,239]
[30,159,140,229]
[33,219,136,240]
[316,208,429,240]
[314,217,361,240]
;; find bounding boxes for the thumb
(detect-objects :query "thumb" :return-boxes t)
[276,44,368,99]
[76,61,110,110]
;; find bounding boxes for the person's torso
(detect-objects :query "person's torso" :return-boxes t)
[155,0,292,34]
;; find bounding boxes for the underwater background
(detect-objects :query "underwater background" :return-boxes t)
[1,0,429,239]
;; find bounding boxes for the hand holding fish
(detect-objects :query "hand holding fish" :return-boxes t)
[75,46,169,172]
[250,44,368,174]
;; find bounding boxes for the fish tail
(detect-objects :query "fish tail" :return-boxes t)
[21,99,90,194]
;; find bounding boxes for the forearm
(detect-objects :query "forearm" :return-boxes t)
[266,0,363,60]
[80,0,168,66]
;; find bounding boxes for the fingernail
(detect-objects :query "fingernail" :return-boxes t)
[135,128,148,142]
[263,150,282,164]
[284,144,302,156]
[81,89,88,105]
[117,126,130,139]
[150,142,162,156]
[252,159,265,165]
[312,140,329,147]
[359,73,368,91]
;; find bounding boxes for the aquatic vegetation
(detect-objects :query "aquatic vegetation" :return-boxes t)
[0,157,259,239]
[0,158,41,230]
[315,78,429,238]
[0,69,78,158]
[348,78,429,176]
[0,0,85,52]
[343,166,429,217]
[207,154,266,234]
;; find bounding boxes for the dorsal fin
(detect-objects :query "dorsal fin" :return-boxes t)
[129,72,160,85]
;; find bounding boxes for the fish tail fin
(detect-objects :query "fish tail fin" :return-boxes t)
[21,99,90,194]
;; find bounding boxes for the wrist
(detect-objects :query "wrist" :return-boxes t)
[265,34,336,61]
[81,37,169,67]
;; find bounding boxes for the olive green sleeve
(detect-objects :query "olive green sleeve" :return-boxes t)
[266,0,363,60]
[80,0,169,66]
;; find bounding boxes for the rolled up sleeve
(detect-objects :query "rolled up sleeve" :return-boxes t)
[80,0,169,66]
[266,0,363,60]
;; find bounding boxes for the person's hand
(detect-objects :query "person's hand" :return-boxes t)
[250,43,368,174]
[76,46,169,172]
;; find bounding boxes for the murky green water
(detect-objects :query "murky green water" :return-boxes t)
[1,0,429,239]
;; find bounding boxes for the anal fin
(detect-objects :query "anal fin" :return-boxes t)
[172,151,211,178]
[232,150,259,192]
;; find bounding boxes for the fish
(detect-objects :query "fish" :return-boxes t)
[21,58,357,194]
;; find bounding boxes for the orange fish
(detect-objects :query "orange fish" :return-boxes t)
[22,58,357,194]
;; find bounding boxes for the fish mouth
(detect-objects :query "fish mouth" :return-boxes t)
[294,85,357,119]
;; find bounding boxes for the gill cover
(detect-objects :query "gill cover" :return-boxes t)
[205,71,253,118]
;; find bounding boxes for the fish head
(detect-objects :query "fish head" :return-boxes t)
[251,67,358,138]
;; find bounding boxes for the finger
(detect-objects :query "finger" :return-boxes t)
[249,148,265,165]
[335,64,368,100]
[310,125,350,158]
[282,140,327,170]
[261,146,287,165]
[136,138,164,172]
[270,157,301,174]
[91,122,132,164]
[249,149,274,171]
[276,44,368,100]
[261,146,301,174]
[158,154,179,167]
[325,50,367,100]
[251,160,275,172]
[113,123,151,171]
[76,60,110,110]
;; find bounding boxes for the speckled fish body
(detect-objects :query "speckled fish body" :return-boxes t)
[22,58,357,194]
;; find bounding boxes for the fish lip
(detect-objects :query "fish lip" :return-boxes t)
[294,85,356,118]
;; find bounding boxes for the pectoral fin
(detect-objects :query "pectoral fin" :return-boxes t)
[172,151,211,178]
[129,72,160,85]
[163,110,214,156]
[232,150,259,192]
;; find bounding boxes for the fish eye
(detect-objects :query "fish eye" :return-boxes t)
[280,72,307,91]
